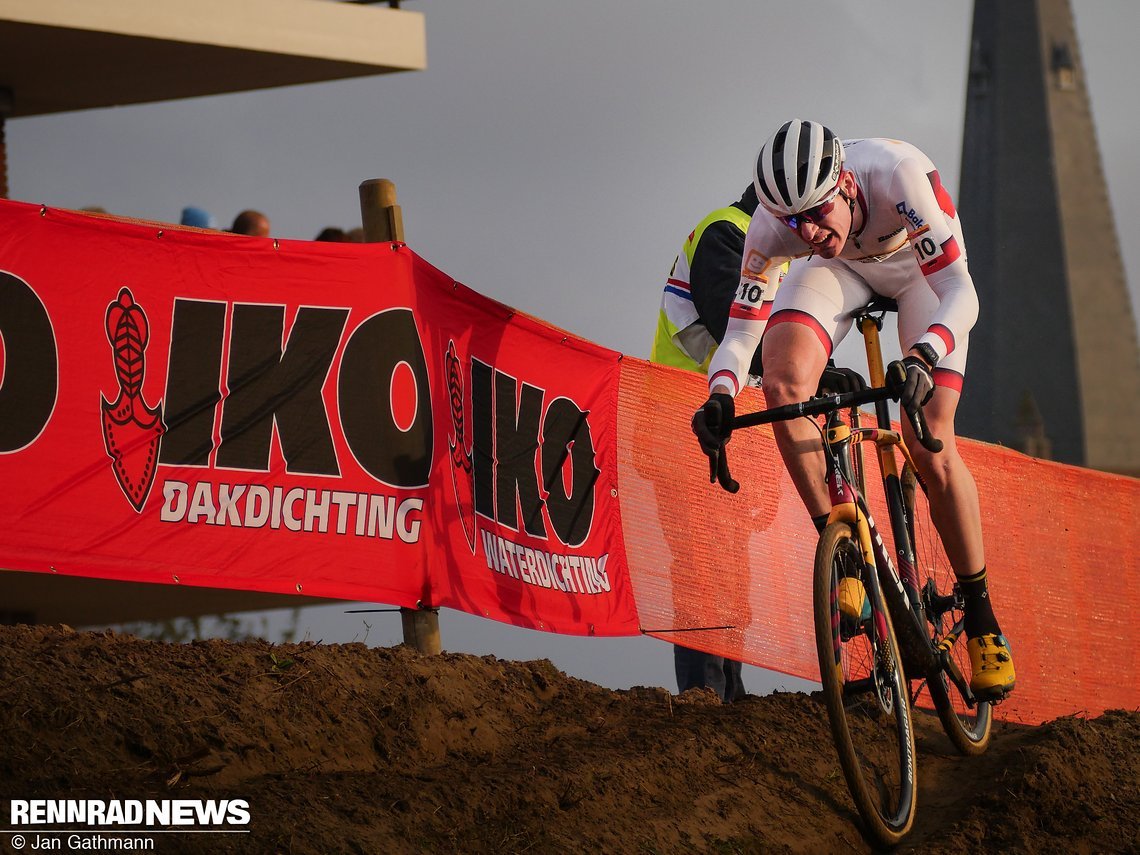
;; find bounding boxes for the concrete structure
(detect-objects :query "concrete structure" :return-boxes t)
[0,0,425,116]
[956,0,1140,476]
[0,0,426,195]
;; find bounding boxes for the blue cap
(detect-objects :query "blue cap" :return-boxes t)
[180,206,215,229]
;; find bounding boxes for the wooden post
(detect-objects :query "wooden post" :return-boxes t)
[358,178,405,243]
[357,178,441,655]
[0,87,12,200]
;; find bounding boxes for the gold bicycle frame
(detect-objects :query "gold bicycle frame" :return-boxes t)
[825,313,921,576]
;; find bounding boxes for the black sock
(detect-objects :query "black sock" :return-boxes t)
[812,513,829,534]
[959,567,1000,638]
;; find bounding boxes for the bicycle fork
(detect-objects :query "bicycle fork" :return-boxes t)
[822,420,895,669]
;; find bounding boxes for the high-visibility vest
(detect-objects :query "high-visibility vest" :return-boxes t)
[651,204,754,374]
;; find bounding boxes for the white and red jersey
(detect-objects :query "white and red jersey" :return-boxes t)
[708,137,978,396]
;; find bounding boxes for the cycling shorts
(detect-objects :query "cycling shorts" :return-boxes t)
[766,253,968,390]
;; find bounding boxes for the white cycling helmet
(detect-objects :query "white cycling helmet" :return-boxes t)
[753,119,845,216]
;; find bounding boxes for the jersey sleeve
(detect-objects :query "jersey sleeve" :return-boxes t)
[706,216,791,396]
[660,251,700,339]
[891,158,979,362]
[688,218,748,343]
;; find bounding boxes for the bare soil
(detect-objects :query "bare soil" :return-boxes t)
[1,625,1137,854]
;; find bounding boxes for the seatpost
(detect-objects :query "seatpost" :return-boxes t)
[858,313,901,483]
[859,314,891,430]
[860,314,887,384]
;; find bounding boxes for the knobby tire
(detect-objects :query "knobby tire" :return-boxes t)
[814,522,917,847]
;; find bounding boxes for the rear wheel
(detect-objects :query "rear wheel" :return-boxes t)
[903,464,992,755]
[814,522,917,846]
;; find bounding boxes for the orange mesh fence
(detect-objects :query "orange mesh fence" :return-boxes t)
[616,357,1139,724]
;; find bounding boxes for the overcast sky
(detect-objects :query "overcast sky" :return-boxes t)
[8,1,1138,693]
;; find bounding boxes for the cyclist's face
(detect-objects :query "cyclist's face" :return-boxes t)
[789,171,855,258]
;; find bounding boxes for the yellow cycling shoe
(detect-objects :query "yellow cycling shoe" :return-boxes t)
[837,576,868,621]
[968,634,1016,701]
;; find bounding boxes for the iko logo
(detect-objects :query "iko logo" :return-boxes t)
[158,300,433,488]
[446,345,600,552]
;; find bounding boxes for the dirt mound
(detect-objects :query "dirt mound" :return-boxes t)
[0,625,1136,854]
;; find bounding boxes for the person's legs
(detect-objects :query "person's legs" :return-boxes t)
[760,322,831,515]
[895,293,987,583]
[722,658,746,702]
[901,388,984,576]
[896,299,1014,698]
[899,387,1014,697]
[761,262,869,517]
[674,645,728,700]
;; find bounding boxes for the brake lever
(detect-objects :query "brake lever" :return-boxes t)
[907,404,944,453]
[885,360,944,453]
[715,445,740,493]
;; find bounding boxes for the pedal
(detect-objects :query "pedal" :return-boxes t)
[971,682,1015,705]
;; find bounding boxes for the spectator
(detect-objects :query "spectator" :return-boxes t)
[315,227,348,242]
[230,209,270,237]
[651,183,784,703]
[180,206,216,229]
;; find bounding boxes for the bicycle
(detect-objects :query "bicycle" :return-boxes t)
[714,297,992,846]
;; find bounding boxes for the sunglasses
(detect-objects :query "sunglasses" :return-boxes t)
[779,185,842,230]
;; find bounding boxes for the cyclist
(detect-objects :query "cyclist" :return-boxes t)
[691,119,1015,701]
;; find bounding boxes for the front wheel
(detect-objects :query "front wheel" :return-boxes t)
[814,522,917,847]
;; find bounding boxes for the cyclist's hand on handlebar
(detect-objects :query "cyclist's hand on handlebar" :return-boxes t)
[817,361,867,396]
[691,392,739,492]
[887,356,934,413]
[692,392,734,454]
[886,357,944,453]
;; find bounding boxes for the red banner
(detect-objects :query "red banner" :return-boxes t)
[0,201,639,636]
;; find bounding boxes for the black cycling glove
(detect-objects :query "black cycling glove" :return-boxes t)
[817,360,867,396]
[888,356,935,412]
[692,392,734,481]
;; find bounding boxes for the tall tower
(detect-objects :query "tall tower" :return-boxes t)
[956,0,1140,475]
